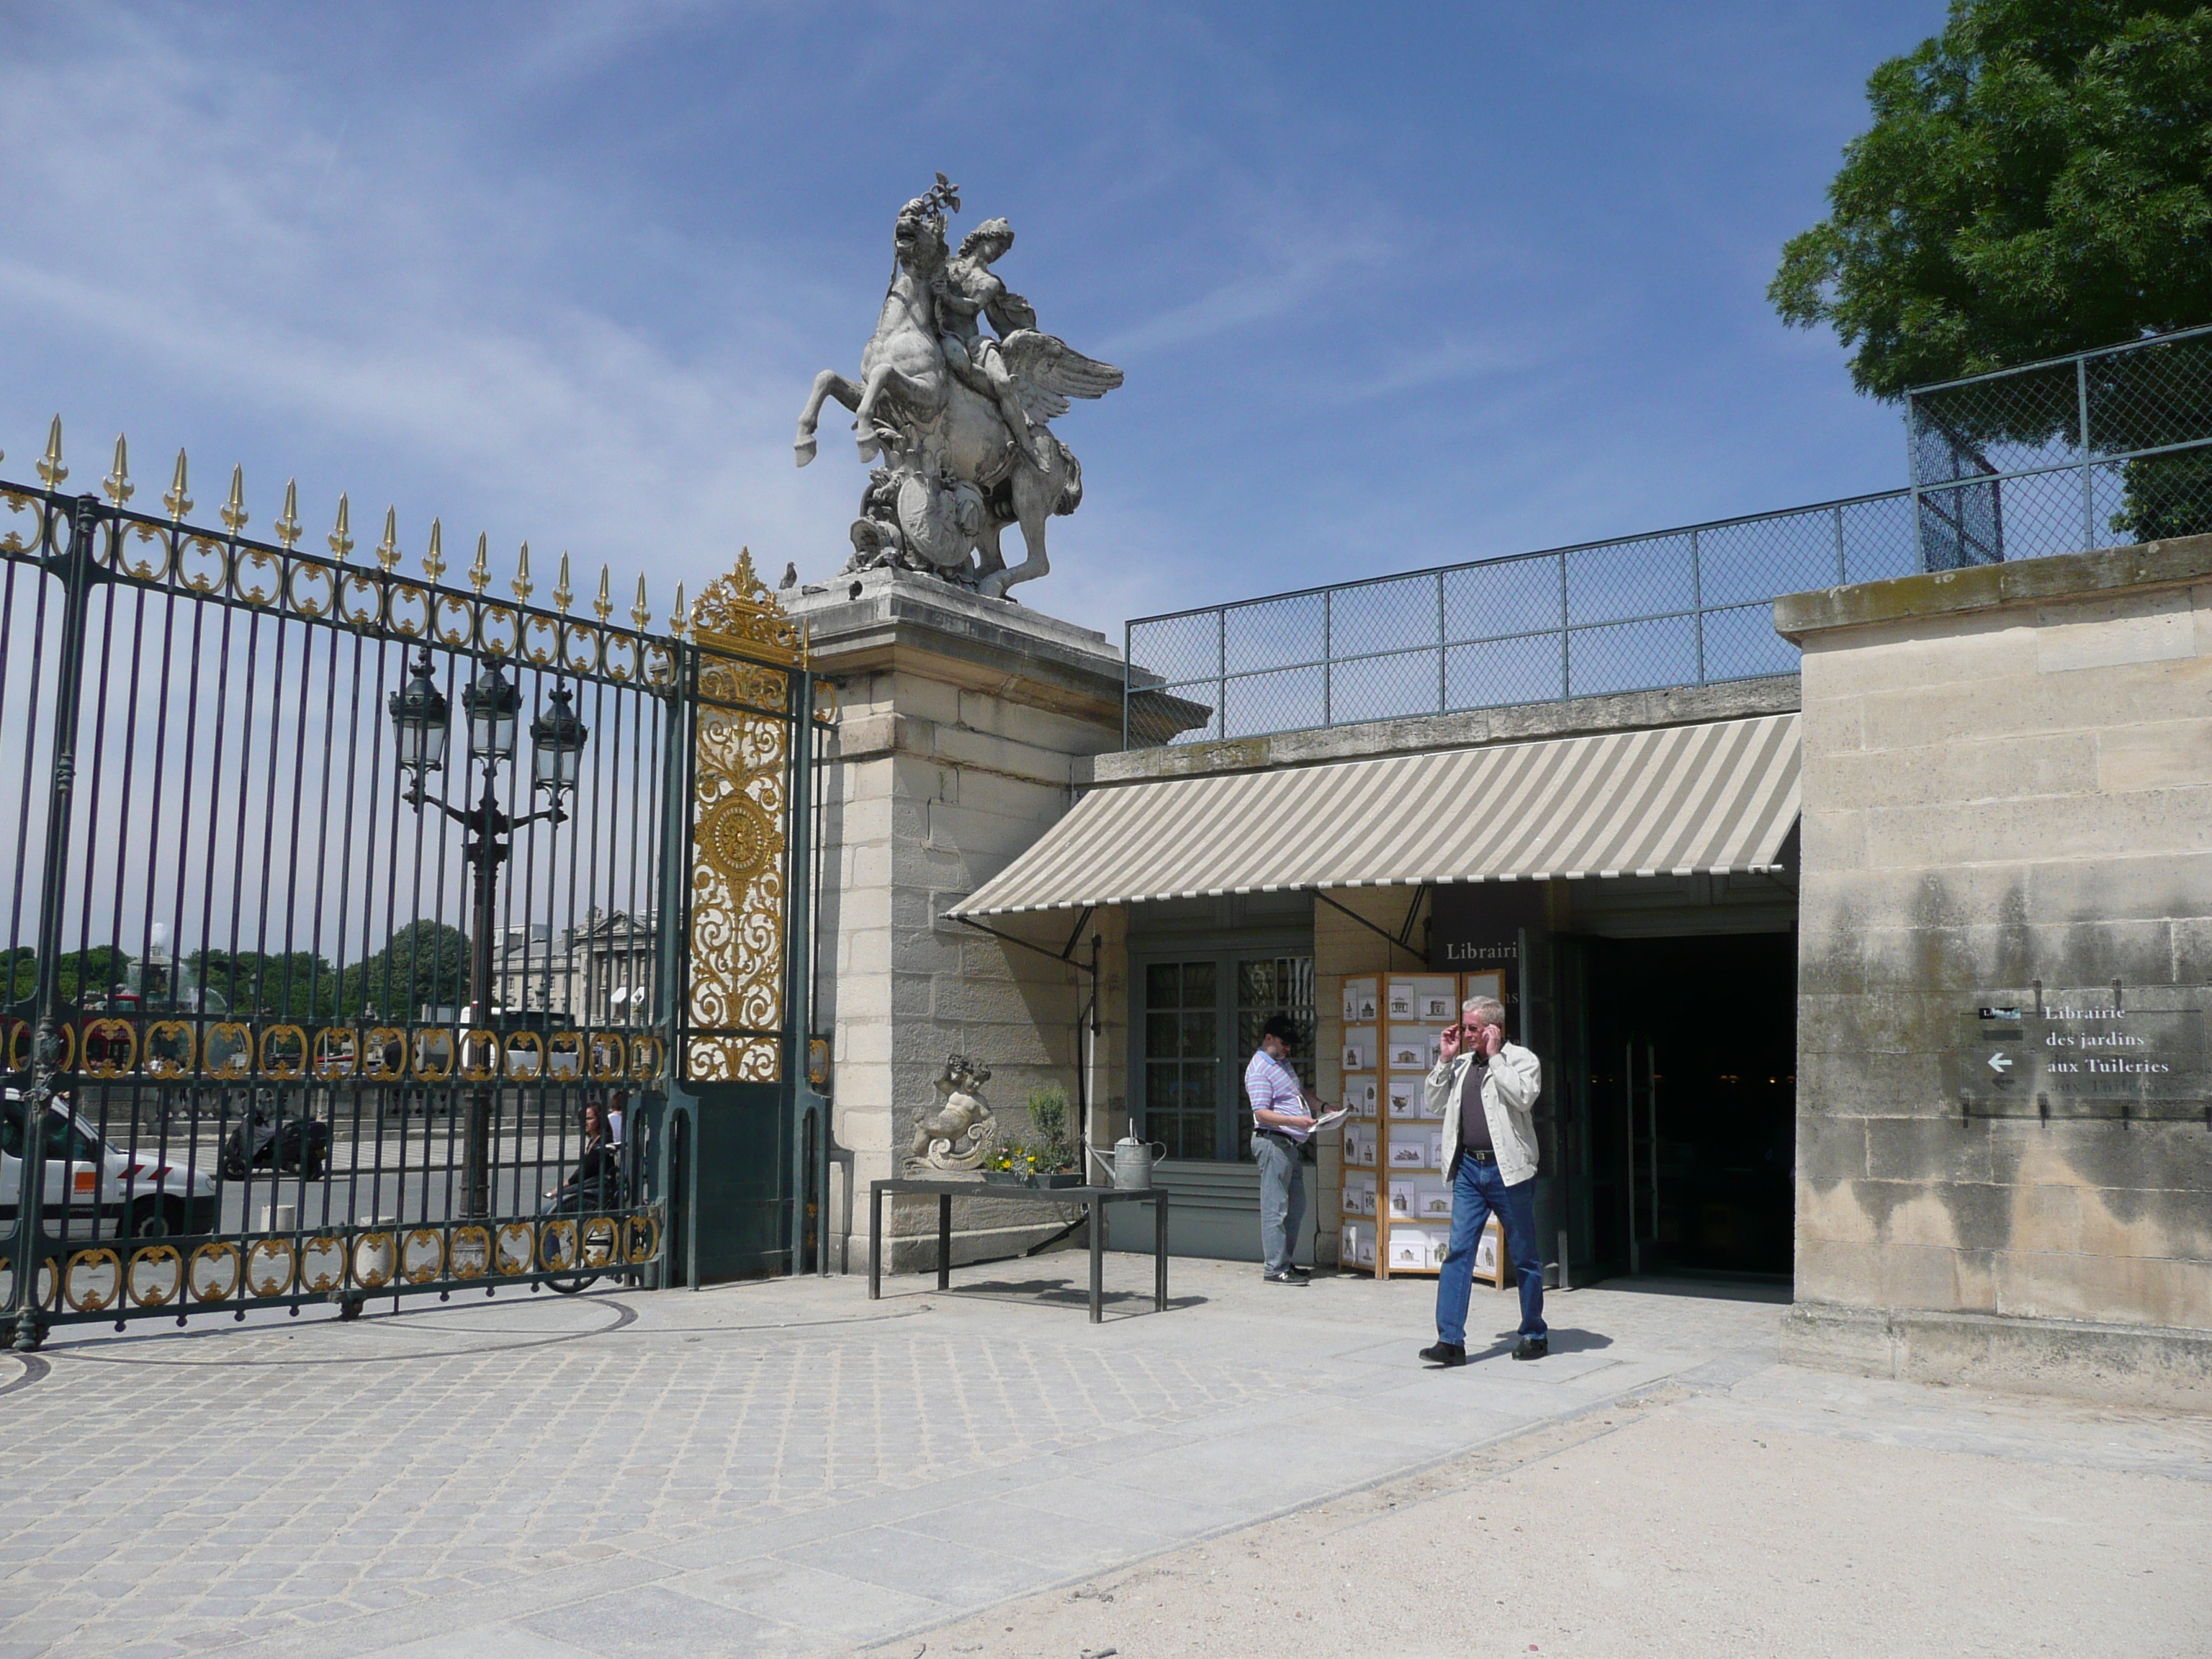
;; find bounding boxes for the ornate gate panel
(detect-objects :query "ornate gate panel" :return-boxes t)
[0,427,814,1347]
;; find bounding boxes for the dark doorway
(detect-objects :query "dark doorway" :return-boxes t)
[1585,932,1795,1280]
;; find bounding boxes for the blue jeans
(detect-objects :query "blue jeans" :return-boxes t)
[1253,1135,1305,1274]
[1434,1154,1545,1344]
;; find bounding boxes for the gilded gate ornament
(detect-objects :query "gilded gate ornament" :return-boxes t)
[685,549,799,1083]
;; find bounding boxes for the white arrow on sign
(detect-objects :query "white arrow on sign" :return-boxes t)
[1987,1052,2014,1076]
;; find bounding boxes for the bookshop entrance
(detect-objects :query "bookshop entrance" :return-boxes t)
[1581,932,1797,1281]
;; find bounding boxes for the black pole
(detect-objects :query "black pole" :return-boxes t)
[12,494,102,1352]
[462,767,503,1219]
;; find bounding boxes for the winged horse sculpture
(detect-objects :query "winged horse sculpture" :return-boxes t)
[794,177,1123,600]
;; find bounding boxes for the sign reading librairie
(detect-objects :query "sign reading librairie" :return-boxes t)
[1947,989,2206,1116]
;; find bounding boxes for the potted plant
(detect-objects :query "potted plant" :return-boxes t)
[982,1142,1034,1185]
[1026,1085,1083,1188]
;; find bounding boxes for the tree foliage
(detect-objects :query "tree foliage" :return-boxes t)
[188,949,338,1020]
[1771,1,2212,400]
[338,921,471,1020]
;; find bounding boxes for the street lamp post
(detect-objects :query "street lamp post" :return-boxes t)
[390,655,588,1218]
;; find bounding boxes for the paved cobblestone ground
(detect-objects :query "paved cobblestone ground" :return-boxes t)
[0,1257,2200,1657]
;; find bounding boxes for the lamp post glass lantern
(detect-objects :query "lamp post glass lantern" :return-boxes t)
[390,652,590,1217]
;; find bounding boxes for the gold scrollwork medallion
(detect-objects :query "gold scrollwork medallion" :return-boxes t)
[603,634,639,683]
[434,593,473,648]
[288,561,337,619]
[538,1218,579,1272]
[246,1238,297,1298]
[502,1030,544,1080]
[388,582,428,637]
[580,1218,619,1269]
[300,1236,344,1294]
[587,1033,625,1082]
[547,1031,583,1081]
[561,622,598,676]
[80,1017,138,1079]
[642,640,676,687]
[143,1019,195,1078]
[623,1212,661,1265]
[521,613,557,666]
[188,1241,243,1304]
[494,1222,535,1276]
[121,521,169,581]
[204,1022,252,1080]
[313,1028,357,1079]
[627,1035,665,1082]
[410,1028,456,1082]
[258,1022,308,1080]
[362,1027,408,1082]
[235,547,281,606]
[400,1228,445,1285]
[0,488,44,554]
[449,1225,491,1280]
[336,572,381,629]
[458,1028,500,1083]
[351,1230,396,1290]
[479,603,517,657]
[126,1244,183,1308]
[63,1248,122,1313]
[2,1017,28,1073]
[179,534,227,593]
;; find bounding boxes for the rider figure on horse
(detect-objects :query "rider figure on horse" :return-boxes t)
[932,218,1053,472]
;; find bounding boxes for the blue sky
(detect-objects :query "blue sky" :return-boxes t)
[0,1,1943,636]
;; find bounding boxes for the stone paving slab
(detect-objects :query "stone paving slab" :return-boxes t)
[3,1252,2152,1658]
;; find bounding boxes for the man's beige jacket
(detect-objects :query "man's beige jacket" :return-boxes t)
[1424,1043,1544,1187]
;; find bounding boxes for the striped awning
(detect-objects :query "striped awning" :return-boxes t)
[949,713,1799,917]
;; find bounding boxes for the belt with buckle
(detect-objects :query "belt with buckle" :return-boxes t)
[1462,1148,1497,1164]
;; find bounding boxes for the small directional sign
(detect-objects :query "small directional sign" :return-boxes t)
[1948,992,2206,1118]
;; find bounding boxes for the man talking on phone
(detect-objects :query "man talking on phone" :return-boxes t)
[1419,994,1547,1365]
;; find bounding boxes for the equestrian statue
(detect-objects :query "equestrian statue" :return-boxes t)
[794,176,1123,600]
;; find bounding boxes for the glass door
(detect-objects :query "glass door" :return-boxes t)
[1143,961,1219,1161]
[1140,953,1313,1161]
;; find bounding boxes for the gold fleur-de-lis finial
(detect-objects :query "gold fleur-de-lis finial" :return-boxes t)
[553,551,573,613]
[631,574,650,630]
[163,450,193,521]
[594,563,612,621]
[328,493,354,559]
[103,434,134,506]
[670,580,688,637]
[512,541,533,603]
[375,505,400,572]
[274,479,302,549]
[468,532,490,593]
[423,518,446,582]
[37,417,67,487]
[221,466,248,533]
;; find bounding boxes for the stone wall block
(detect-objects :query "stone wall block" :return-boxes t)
[1809,731,2100,809]
[1993,1248,2212,1329]
[1795,1114,1869,1181]
[1865,1117,1994,1184]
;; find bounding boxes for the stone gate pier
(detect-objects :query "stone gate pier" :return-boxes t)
[783,569,1136,1272]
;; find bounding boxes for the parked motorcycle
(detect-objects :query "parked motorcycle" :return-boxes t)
[218,1096,330,1181]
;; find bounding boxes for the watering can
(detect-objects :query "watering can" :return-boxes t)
[1085,1133,1166,1190]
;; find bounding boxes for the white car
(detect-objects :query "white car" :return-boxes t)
[1,1091,221,1244]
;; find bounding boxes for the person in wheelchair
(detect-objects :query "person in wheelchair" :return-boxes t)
[547,1097,624,1213]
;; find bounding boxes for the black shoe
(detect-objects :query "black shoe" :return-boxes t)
[1512,1336,1548,1361]
[1285,1265,1311,1280]
[1419,1341,1467,1367]
[1263,1270,1308,1285]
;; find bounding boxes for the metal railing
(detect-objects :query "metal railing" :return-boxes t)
[1125,325,2212,750]
[1909,323,2212,569]
[1123,490,1915,748]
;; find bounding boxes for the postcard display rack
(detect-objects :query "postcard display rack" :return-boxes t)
[1339,971,1505,1278]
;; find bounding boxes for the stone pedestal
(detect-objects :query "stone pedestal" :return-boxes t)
[781,570,1131,1272]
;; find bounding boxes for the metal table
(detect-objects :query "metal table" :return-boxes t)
[866,1178,1170,1322]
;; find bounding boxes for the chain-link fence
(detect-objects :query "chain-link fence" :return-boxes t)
[1126,326,2212,750]
[1909,323,2212,569]
[1124,490,1916,747]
